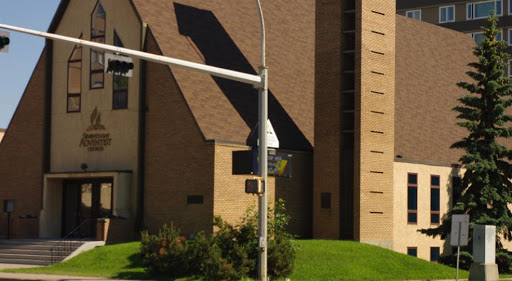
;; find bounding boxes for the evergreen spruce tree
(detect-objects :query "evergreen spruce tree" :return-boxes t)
[421,14,512,250]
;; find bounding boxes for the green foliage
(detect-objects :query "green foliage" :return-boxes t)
[496,251,512,273]
[421,14,512,256]
[139,199,296,280]
[438,251,473,270]
[140,224,191,278]
[6,240,473,281]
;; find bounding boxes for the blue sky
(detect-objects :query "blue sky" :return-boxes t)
[0,1,61,129]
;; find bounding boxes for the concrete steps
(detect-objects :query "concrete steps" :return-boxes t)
[0,239,84,266]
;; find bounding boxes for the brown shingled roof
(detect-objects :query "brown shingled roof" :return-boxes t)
[395,15,476,164]
[131,0,314,150]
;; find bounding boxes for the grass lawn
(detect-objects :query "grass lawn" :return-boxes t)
[3,240,470,280]
[289,240,468,281]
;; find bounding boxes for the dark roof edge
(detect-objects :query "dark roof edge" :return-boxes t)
[47,0,70,33]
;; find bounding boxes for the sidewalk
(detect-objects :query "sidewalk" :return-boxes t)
[0,264,133,281]
[3,263,512,281]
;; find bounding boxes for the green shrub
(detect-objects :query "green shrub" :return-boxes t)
[140,224,190,278]
[496,251,512,273]
[439,251,473,270]
[140,199,297,280]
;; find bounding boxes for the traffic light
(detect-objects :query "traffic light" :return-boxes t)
[245,178,265,195]
[0,36,9,49]
[107,59,133,74]
[104,53,134,77]
[0,31,10,53]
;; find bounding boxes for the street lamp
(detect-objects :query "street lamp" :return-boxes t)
[254,1,269,281]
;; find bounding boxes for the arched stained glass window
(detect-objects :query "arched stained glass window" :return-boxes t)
[67,34,82,112]
[90,1,105,89]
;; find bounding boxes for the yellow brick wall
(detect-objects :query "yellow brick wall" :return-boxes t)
[354,0,396,248]
[393,161,461,261]
[214,145,313,237]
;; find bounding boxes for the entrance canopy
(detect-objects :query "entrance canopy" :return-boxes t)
[40,171,132,238]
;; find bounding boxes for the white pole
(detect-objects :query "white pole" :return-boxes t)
[456,221,461,281]
[0,23,262,87]
[255,1,268,280]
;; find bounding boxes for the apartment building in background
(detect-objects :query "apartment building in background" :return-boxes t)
[397,0,512,74]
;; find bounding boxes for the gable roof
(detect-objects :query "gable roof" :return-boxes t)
[130,0,314,150]
[395,15,476,164]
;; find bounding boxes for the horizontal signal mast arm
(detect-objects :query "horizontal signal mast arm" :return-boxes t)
[0,23,263,87]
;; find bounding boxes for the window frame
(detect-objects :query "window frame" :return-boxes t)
[90,0,106,90]
[112,30,129,110]
[509,0,512,14]
[407,173,418,225]
[430,247,440,262]
[508,28,512,45]
[406,10,421,20]
[430,175,441,225]
[468,0,502,20]
[407,247,418,257]
[66,35,83,113]
[439,5,456,23]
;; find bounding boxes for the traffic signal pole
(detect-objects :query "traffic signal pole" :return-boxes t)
[0,24,261,87]
[1,2,268,278]
[255,1,268,280]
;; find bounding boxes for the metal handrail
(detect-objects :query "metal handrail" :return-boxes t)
[50,218,94,264]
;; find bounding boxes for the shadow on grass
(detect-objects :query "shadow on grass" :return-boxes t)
[113,253,151,280]
[113,253,200,280]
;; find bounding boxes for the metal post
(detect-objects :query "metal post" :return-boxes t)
[257,66,268,281]
[255,1,267,280]
[456,221,461,281]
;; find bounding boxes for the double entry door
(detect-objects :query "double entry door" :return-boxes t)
[62,178,113,238]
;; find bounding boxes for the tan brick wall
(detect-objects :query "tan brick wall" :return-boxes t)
[275,151,313,237]
[0,50,46,238]
[213,145,263,226]
[214,146,312,237]
[143,30,214,236]
[355,0,395,248]
[393,161,460,261]
[313,0,342,239]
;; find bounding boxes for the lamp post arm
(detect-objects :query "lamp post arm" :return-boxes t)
[255,0,266,67]
[0,23,263,87]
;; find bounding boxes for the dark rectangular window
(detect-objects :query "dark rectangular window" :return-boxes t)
[452,176,462,207]
[430,247,440,262]
[431,175,440,224]
[187,195,204,204]
[90,1,106,89]
[67,35,82,113]
[321,192,331,209]
[408,173,418,224]
[407,247,417,257]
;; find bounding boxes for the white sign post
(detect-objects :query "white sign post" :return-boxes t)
[451,214,470,281]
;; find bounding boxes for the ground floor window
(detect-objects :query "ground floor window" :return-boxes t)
[431,247,440,262]
[407,247,417,257]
